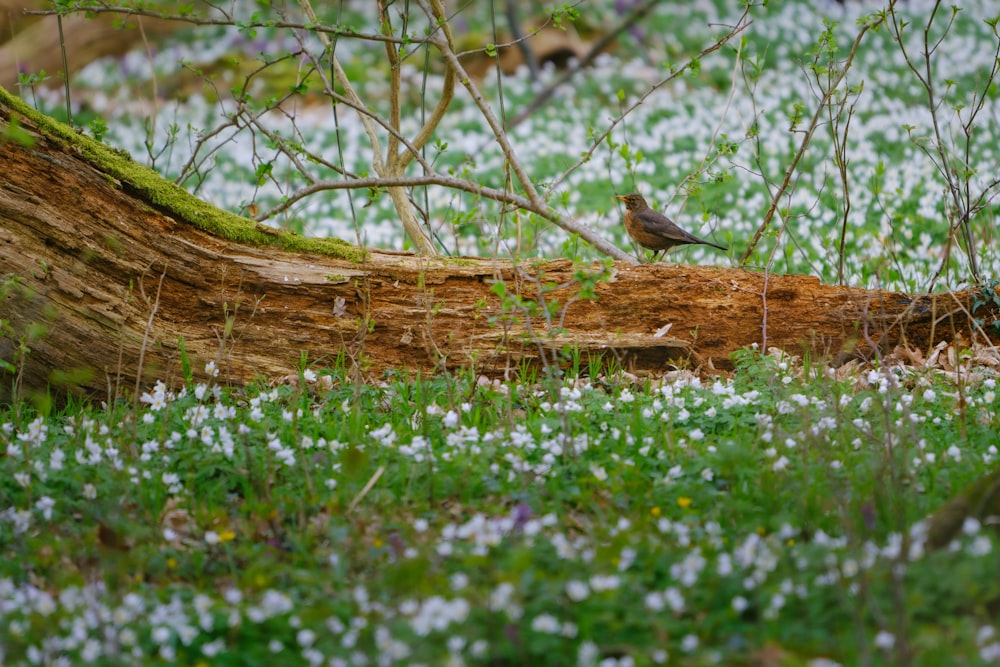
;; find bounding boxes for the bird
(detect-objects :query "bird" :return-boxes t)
[616,193,727,262]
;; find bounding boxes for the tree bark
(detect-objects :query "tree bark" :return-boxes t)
[1,88,998,403]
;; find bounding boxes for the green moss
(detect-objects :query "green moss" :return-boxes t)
[439,256,481,268]
[0,86,366,264]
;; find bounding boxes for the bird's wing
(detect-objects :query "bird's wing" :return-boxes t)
[635,209,702,244]
[636,209,726,249]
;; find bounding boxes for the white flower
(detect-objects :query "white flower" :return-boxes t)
[589,574,620,591]
[578,640,600,667]
[644,591,665,611]
[471,640,489,658]
[874,631,895,650]
[969,536,992,557]
[566,580,589,602]
[717,553,733,576]
[963,518,982,535]
[531,613,561,634]
[35,496,55,520]
[664,587,685,612]
[450,573,469,591]
[195,637,223,657]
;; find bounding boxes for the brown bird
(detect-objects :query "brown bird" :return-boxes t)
[616,193,727,262]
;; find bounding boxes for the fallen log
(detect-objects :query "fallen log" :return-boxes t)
[1,87,998,403]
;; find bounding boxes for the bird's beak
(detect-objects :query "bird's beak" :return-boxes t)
[615,195,626,202]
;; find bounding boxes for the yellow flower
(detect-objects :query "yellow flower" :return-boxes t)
[166,557,177,569]
[219,529,236,543]
[677,497,692,509]
[650,506,661,517]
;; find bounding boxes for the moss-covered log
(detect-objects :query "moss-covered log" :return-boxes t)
[1,86,999,403]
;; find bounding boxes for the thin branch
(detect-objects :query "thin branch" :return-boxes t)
[25,5,416,46]
[739,15,879,264]
[392,0,456,173]
[380,1,403,168]
[414,0,632,262]
[546,9,753,198]
[297,0,385,175]
[509,0,659,129]
[56,14,72,127]
[416,0,543,209]
[255,172,635,263]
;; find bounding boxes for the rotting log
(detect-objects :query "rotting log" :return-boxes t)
[1,87,999,403]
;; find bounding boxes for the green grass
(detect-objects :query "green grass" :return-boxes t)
[2,350,999,666]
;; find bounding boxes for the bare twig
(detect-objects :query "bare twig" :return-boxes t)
[509,0,659,128]
[888,0,1000,286]
[416,0,634,262]
[134,263,168,403]
[24,5,415,46]
[348,466,385,513]
[56,14,72,127]
[546,9,753,198]
[739,15,880,264]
